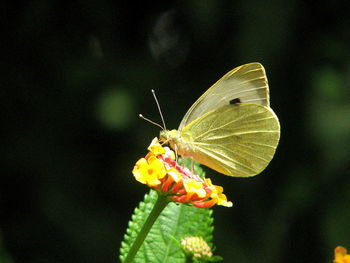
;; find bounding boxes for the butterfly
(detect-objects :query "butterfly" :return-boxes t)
[159,62,280,177]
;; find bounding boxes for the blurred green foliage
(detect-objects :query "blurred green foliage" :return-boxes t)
[1,1,349,263]
[96,87,135,130]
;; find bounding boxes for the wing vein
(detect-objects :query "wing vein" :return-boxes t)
[194,144,259,173]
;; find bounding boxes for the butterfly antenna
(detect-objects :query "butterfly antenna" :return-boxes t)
[151,89,167,130]
[139,114,164,129]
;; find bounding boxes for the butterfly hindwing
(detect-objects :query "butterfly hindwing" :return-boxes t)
[180,103,280,177]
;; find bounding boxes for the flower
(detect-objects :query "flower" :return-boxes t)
[334,246,350,263]
[132,138,233,208]
[181,236,213,259]
[133,156,166,187]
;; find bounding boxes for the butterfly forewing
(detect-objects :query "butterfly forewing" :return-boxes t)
[180,104,280,177]
[178,63,270,131]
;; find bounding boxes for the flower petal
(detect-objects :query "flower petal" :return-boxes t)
[147,137,166,156]
[183,179,207,198]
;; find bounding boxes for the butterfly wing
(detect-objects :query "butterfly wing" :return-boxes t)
[179,63,270,131]
[179,103,280,177]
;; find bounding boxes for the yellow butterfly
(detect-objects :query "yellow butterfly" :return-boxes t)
[159,62,280,177]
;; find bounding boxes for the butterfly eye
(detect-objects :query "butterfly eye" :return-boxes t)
[229,98,241,105]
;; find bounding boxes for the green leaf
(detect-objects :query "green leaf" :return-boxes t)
[120,162,214,263]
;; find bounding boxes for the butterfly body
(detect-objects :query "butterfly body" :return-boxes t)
[160,129,194,158]
[159,63,280,177]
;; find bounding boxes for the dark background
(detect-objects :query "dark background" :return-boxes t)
[1,1,350,263]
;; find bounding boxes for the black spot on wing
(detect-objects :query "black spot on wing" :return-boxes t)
[229,98,241,105]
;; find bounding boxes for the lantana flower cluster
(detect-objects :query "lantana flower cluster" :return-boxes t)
[334,246,350,263]
[132,138,232,208]
[181,236,213,259]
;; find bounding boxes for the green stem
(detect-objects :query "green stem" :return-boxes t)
[123,193,170,263]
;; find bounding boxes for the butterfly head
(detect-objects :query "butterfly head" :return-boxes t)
[159,129,179,150]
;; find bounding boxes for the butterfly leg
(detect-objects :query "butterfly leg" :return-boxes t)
[190,158,194,173]
[174,144,179,162]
